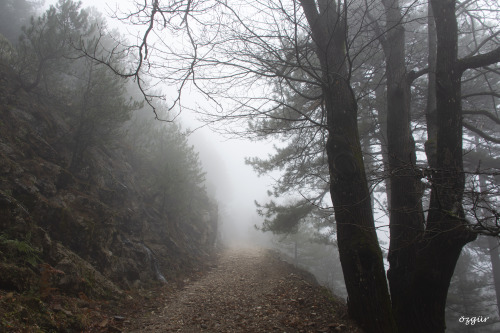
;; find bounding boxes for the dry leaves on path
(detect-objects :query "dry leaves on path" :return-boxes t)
[122,248,362,333]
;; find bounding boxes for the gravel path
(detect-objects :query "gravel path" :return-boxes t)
[124,248,362,333]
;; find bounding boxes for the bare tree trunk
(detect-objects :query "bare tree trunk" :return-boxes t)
[456,256,473,333]
[376,1,426,331]
[425,1,438,169]
[481,172,500,317]
[488,236,500,316]
[374,73,392,213]
[412,1,477,331]
[300,1,396,331]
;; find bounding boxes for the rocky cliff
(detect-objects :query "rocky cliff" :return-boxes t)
[0,64,218,302]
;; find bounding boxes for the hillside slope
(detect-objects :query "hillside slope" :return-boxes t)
[0,64,217,331]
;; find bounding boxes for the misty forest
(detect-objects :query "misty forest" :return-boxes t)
[0,0,499,332]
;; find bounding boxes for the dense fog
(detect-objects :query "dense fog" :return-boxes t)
[1,0,500,332]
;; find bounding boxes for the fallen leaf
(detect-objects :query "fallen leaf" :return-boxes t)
[99,318,109,327]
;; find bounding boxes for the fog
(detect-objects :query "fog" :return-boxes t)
[33,1,500,330]
[184,121,277,248]
[43,0,279,248]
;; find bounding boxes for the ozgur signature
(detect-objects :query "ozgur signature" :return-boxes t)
[459,315,489,326]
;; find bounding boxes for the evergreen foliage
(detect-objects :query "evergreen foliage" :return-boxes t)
[0,0,214,243]
[0,234,40,267]
[446,241,500,332]
[68,60,140,170]
[0,0,42,43]
[125,110,213,223]
[15,0,92,92]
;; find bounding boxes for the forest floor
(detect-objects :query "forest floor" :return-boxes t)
[0,248,362,332]
[115,248,363,333]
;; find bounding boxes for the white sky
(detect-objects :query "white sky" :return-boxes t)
[45,0,119,17]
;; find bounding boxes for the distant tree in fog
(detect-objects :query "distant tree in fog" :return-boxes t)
[124,109,215,232]
[0,1,140,173]
[68,59,138,171]
[15,0,91,92]
[0,0,42,43]
[271,221,346,297]
[446,240,500,332]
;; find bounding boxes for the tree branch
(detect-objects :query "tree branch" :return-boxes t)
[459,45,500,72]
[463,110,500,125]
[462,91,500,99]
[407,67,429,84]
[463,122,500,144]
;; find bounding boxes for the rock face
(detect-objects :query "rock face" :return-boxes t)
[0,65,218,297]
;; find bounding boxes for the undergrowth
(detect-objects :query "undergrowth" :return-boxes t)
[0,233,40,267]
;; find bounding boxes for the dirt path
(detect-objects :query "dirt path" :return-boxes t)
[123,248,361,333]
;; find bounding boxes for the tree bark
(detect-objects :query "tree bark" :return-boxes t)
[378,1,425,331]
[425,1,438,169]
[481,172,500,317]
[300,1,396,331]
[488,236,500,317]
[411,1,477,331]
[374,73,392,213]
